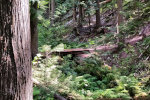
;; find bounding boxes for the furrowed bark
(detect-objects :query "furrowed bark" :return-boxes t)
[0,0,32,99]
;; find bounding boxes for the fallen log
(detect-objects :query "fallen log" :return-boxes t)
[43,34,149,59]
[125,23,150,45]
[53,45,118,58]
[45,24,150,59]
[125,34,150,45]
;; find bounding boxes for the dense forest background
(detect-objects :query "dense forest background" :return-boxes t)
[32,0,150,99]
[0,0,150,100]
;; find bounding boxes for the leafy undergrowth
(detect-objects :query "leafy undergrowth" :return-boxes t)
[33,52,150,100]
[34,21,150,100]
[34,15,150,100]
[34,2,150,99]
[38,18,119,50]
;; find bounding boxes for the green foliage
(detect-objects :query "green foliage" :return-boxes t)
[54,0,74,19]
[33,0,150,99]
[33,53,149,99]
[30,0,48,21]
[38,23,70,48]
[33,86,54,100]
[120,18,143,35]
[143,37,150,46]
[38,21,89,49]
[58,55,77,76]
[119,0,150,35]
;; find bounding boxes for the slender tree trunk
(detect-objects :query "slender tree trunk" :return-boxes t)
[31,1,38,59]
[137,0,140,18]
[88,14,92,32]
[44,2,50,19]
[95,0,101,29]
[73,1,77,22]
[82,7,85,18]
[49,0,51,20]
[78,0,83,27]
[50,0,55,25]
[0,0,32,100]
[116,0,123,34]
[87,2,91,32]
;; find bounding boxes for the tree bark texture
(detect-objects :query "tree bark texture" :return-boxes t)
[116,0,123,34]
[0,0,32,100]
[30,1,38,59]
[78,0,83,27]
[50,0,55,25]
[95,0,101,29]
[73,1,77,22]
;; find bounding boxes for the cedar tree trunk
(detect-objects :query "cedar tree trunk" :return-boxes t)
[0,0,32,99]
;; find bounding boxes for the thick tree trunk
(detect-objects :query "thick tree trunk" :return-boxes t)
[95,0,101,29]
[31,1,38,59]
[0,0,32,100]
[116,0,123,34]
[50,0,55,25]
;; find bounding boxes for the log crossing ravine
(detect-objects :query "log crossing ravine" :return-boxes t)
[53,31,150,58]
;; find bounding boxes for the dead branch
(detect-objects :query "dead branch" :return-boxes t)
[100,0,112,5]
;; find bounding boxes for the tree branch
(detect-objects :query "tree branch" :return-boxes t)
[99,0,112,5]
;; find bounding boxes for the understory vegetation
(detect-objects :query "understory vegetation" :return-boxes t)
[33,54,150,100]
[32,0,150,100]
